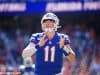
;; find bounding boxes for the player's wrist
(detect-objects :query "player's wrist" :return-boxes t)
[60,45,64,49]
[35,43,42,49]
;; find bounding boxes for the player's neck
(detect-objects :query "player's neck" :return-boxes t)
[46,31,55,40]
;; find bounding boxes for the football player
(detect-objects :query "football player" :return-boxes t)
[22,12,75,75]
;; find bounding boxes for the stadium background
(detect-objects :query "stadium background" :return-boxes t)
[0,0,100,75]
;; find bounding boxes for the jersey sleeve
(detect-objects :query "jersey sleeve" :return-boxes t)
[29,33,37,44]
[29,33,43,45]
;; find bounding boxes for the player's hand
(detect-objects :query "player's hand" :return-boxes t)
[59,36,65,48]
[38,34,47,47]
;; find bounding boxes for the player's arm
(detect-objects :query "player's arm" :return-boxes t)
[63,45,76,63]
[22,42,37,59]
[22,33,47,59]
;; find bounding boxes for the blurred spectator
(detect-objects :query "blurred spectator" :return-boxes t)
[0,65,7,75]
[89,50,100,75]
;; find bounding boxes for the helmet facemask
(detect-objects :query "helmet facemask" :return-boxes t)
[42,19,56,32]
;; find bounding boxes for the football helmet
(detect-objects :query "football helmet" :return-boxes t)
[41,12,60,32]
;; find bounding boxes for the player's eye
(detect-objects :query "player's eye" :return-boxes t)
[43,19,55,23]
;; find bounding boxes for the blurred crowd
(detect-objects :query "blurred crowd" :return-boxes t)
[61,25,100,75]
[0,16,100,75]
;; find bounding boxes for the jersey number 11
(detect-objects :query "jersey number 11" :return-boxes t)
[44,46,55,62]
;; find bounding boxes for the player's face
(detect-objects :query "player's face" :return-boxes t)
[43,19,55,32]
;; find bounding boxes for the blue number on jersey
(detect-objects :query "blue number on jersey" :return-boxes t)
[30,32,70,75]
